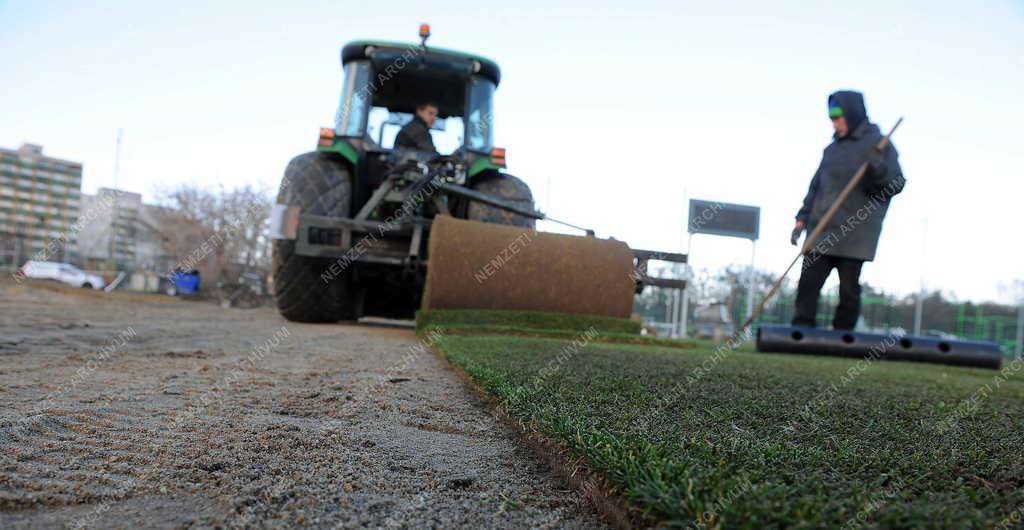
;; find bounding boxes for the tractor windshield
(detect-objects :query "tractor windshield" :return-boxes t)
[367,109,465,154]
[335,56,496,154]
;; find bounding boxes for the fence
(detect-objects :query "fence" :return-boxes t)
[640,286,1023,357]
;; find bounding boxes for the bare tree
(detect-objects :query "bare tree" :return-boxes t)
[157,184,272,285]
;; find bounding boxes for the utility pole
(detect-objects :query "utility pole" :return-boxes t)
[679,188,689,338]
[107,128,123,271]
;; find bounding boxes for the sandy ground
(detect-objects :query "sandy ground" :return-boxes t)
[0,279,605,529]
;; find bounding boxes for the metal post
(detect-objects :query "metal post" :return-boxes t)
[668,288,678,338]
[676,288,685,338]
[913,220,926,335]
[680,233,693,338]
[1016,304,1023,360]
[664,290,673,335]
[913,292,924,336]
[680,288,689,339]
[745,240,756,326]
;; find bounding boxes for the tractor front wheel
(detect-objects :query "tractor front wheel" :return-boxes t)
[272,152,362,322]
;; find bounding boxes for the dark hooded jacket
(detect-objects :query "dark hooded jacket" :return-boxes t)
[394,115,438,154]
[796,91,905,262]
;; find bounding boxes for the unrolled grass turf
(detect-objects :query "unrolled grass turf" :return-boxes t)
[436,335,1024,529]
[416,309,698,350]
[416,309,643,335]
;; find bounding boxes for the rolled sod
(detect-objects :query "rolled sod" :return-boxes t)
[423,216,636,318]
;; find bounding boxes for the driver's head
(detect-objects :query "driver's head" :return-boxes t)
[415,101,438,128]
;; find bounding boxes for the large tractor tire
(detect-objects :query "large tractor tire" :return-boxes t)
[467,173,536,228]
[272,152,361,322]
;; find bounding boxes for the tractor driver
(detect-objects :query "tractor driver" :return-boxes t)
[394,101,439,154]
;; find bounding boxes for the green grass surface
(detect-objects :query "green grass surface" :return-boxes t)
[437,335,1024,529]
[426,323,698,350]
[416,309,698,349]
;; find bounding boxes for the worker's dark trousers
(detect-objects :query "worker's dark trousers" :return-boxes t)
[792,253,864,330]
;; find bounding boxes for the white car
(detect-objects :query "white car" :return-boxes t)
[18,260,106,290]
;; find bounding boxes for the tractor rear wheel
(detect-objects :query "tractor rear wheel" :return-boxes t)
[466,173,536,228]
[272,152,362,322]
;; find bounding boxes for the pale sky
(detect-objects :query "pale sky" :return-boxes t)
[2,0,1022,303]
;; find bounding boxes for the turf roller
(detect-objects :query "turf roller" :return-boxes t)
[756,324,1003,369]
[423,216,636,318]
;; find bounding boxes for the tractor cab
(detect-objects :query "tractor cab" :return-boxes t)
[330,28,500,159]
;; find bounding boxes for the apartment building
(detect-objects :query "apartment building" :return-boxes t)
[78,188,176,272]
[0,143,82,266]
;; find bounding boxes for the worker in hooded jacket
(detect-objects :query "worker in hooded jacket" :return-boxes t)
[790,90,906,330]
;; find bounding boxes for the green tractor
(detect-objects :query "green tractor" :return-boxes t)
[269,26,686,322]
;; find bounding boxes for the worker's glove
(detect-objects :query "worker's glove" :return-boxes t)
[864,146,888,178]
[790,221,805,246]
